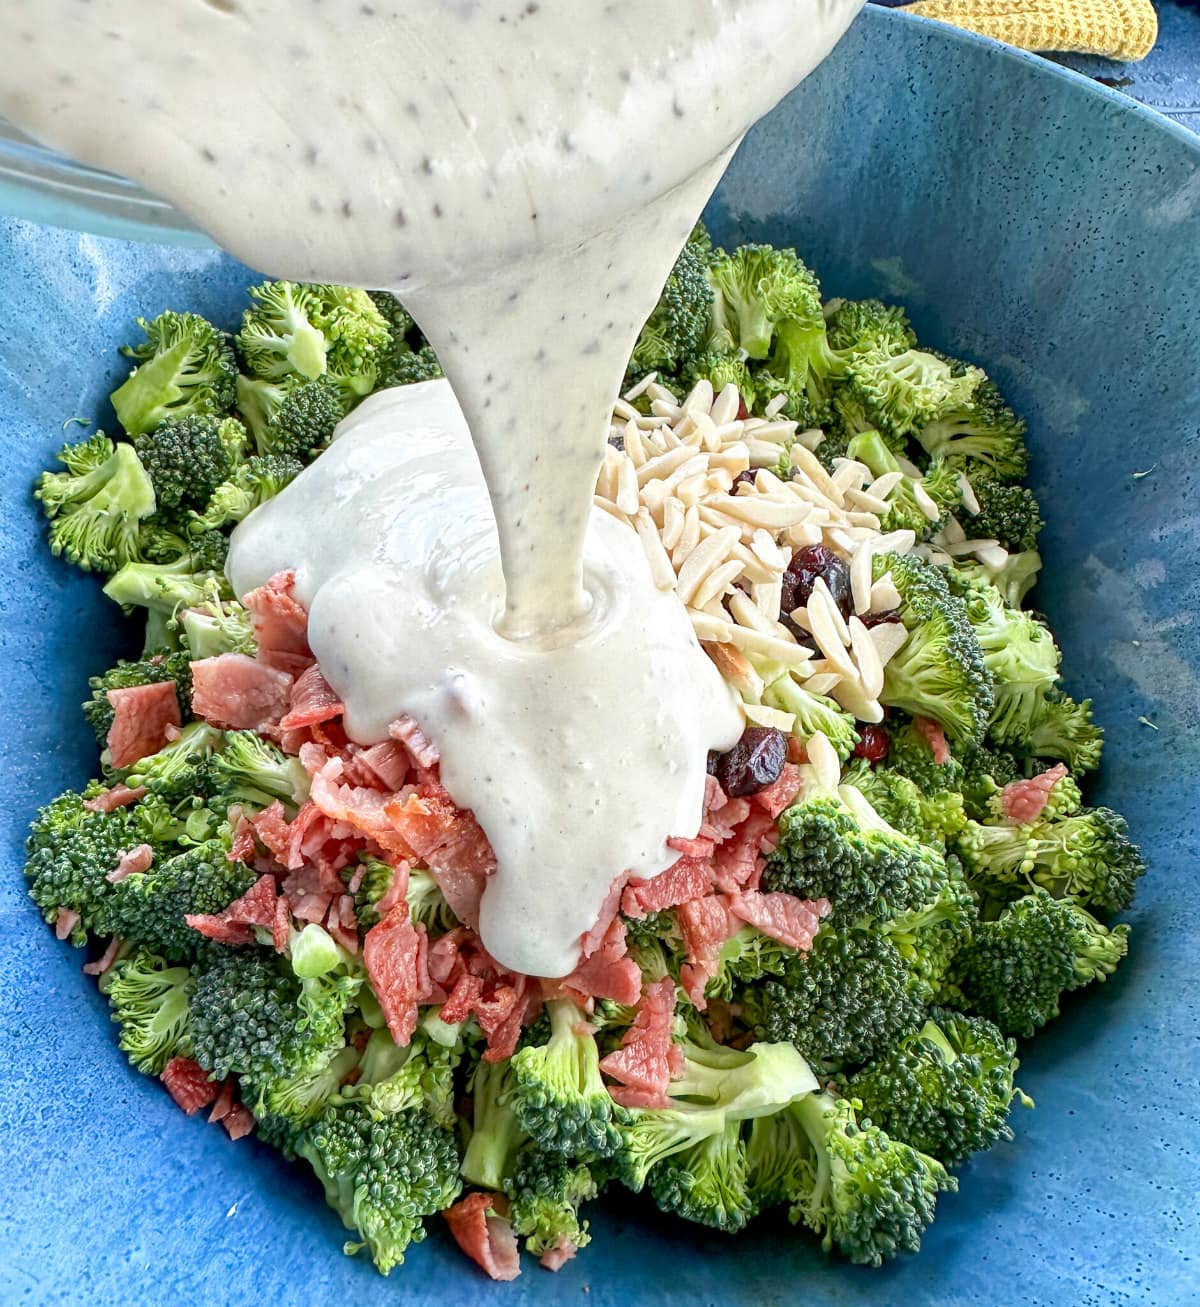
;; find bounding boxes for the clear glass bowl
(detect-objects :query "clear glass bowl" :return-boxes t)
[0,116,207,246]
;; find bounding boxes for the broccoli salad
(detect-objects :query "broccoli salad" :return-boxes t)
[26,231,1145,1278]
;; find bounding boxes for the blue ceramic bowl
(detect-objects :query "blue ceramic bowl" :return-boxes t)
[2,9,1197,1304]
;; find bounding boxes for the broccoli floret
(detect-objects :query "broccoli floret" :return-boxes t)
[405,867,457,935]
[1021,690,1105,773]
[191,453,303,530]
[884,719,967,796]
[178,583,257,660]
[508,997,626,1158]
[628,238,714,380]
[746,927,927,1072]
[105,837,256,961]
[825,298,917,357]
[839,759,924,837]
[963,470,1043,553]
[764,761,946,925]
[951,891,1129,1037]
[875,552,994,746]
[707,244,824,362]
[615,1102,730,1193]
[878,856,977,1004]
[819,389,909,467]
[914,378,1029,481]
[649,1118,756,1233]
[296,1099,462,1275]
[24,791,139,943]
[788,1091,956,1265]
[762,305,848,426]
[505,1148,599,1259]
[950,551,1042,611]
[350,1020,463,1128]
[955,740,1021,820]
[958,804,1145,914]
[461,1056,527,1191]
[35,434,157,573]
[843,347,982,442]
[120,721,221,801]
[310,283,392,401]
[744,1098,816,1213]
[843,430,959,538]
[705,924,795,1004]
[349,856,399,929]
[385,344,443,388]
[110,311,237,439]
[132,414,241,510]
[842,1010,1031,1168]
[102,531,230,623]
[82,650,193,743]
[101,948,193,1074]
[368,289,417,343]
[211,730,311,815]
[257,1045,362,1151]
[759,669,859,760]
[683,351,756,413]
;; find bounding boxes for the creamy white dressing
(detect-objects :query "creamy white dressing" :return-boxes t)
[0,0,862,975]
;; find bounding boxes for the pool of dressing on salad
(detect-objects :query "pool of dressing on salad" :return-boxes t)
[0,0,862,977]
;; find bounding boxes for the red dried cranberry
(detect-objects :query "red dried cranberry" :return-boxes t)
[736,395,750,421]
[713,726,787,798]
[780,545,852,621]
[853,723,890,763]
[732,469,757,493]
[860,608,903,629]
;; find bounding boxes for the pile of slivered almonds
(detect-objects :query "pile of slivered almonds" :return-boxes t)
[596,374,1001,730]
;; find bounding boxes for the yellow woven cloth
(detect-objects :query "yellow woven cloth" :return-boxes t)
[905,0,1158,60]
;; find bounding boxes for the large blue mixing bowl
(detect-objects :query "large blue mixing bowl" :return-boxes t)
[2,8,1197,1305]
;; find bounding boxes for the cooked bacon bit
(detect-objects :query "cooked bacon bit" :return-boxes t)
[1000,762,1069,825]
[913,715,951,765]
[82,936,121,975]
[185,913,255,945]
[224,874,279,927]
[279,664,344,731]
[222,1104,256,1140]
[440,971,485,1024]
[271,892,291,954]
[106,681,181,768]
[54,908,80,942]
[363,906,423,1046]
[106,843,154,883]
[608,1084,671,1109]
[540,1237,579,1272]
[243,570,312,676]
[83,784,147,813]
[351,740,410,792]
[621,857,710,919]
[252,801,292,862]
[786,735,809,765]
[161,1057,217,1115]
[312,760,414,858]
[752,762,803,818]
[389,712,440,768]
[667,834,716,860]
[728,891,828,952]
[579,873,628,958]
[564,951,643,1007]
[191,653,293,731]
[677,895,740,1010]
[229,816,258,864]
[711,808,777,895]
[599,976,676,1106]
[326,894,361,956]
[208,1078,236,1123]
[443,1193,521,1283]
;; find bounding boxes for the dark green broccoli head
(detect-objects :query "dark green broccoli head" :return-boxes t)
[82,649,193,743]
[35,434,157,574]
[383,343,443,388]
[132,413,239,509]
[1021,690,1104,774]
[25,791,140,943]
[1028,807,1145,913]
[764,785,946,925]
[951,890,1129,1037]
[747,926,927,1071]
[508,998,626,1158]
[296,1099,462,1275]
[825,298,917,357]
[649,1118,757,1233]
[913,376,1029,481]
[840,760,925,838]
[791,1091,956,1266]
[191,452,303,531]
[264,378,343,460]
[875,552,994,747]
[505,1148,599,1258]
[842,1009,1029,1168]
[111,310,237,439]
[879,855,977,1002]
[628,238,714,379]
[105,838,256,961]
[347,1022,463,1128]
[964,469,1043,553]
[101,948,193,1074]
[957,740,1022,820]
[884,719,967,796]
[120,722,221,802]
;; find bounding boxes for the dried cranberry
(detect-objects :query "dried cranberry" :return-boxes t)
[860,608,904,629]
[780,545,852,621]
[736,395,750,421]
[853,723,890,763]
[732,469,757,493]
[713,726,787,798]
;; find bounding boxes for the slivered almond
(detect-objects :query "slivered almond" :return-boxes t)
[846,488,891,514]
[707,493,811,531]
[672,504,701,566]
[662,497,685,551]
[637,445,694,487]
[683,378,715,415]
[807,732,841,791]
[693,559,745,611]
[869,620,909,666]
[752,576,784,618]
[704,641,765,700]
[623,372,657,403]
[870,572,902,611]
[940,515,967,545]
[913,481,942,522]
[633,507,676,590]
[786,521,824,549]
[676,526,741,606]
[651,398,683,421]
[709,443,751,476]
[875,529,917,554]
[849,615,884,699]
[829,677,884,723]
[811,577,851,645]
[789,444,844,506]
[615,453,640,515]
[832,460,870,494]
[958,471,980,515]
[592,495,629,524]
[676,473,710,509]
[745,438,793,467]
[794,427,824,451]
[624,419,646,468]
[744,702,796,733]
[851,544,875,615]
[710,383,742,427]
[803,671,843,697]
[944,537,1000,557]
[867,471,905,500]
[728,590,792,639]
[647,381,680,405]
[612,397,641,422]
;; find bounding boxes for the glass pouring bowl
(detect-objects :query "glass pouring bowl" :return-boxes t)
[0,116,207,246]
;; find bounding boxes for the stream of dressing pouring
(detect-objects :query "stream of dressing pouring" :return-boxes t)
[0,0,863,976]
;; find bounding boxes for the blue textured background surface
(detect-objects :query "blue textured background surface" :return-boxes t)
[2,8,1198,1305]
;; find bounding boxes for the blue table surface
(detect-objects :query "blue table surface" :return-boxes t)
[875,0,1200,128]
